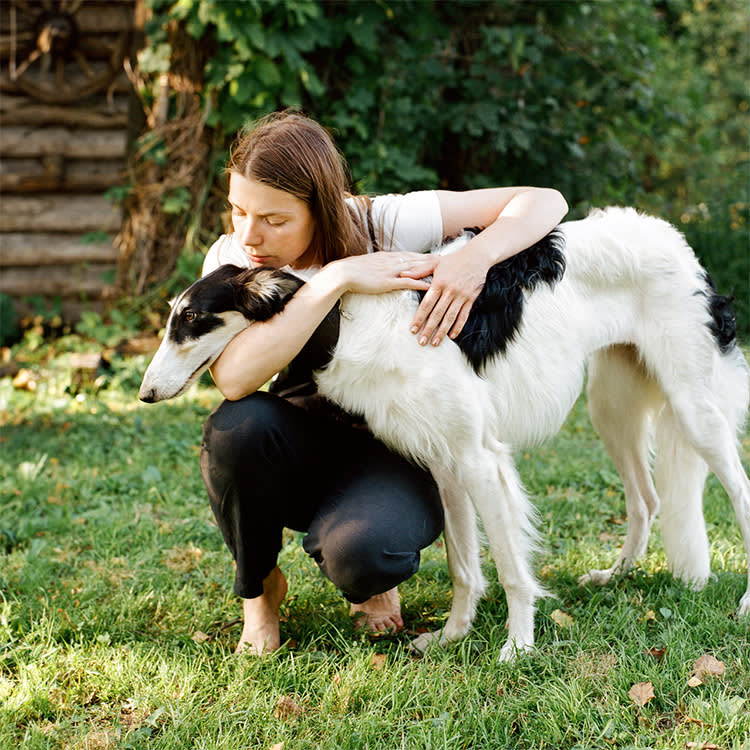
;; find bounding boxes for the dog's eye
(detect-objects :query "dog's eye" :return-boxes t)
[184,310,197,323]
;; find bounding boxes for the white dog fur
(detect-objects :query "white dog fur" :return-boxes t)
[140,207,750,661]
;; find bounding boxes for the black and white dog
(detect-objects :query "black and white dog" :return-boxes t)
[140,207,750,661]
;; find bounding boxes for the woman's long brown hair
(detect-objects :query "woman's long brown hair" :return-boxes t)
[227,110,371,265]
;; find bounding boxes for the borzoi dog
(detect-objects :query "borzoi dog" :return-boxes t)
[140,207,750,661]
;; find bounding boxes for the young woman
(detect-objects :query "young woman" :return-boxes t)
[200,110,568,654]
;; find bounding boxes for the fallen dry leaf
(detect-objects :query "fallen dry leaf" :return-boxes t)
[645,646,667,662]
[274,695,304,720]
[685,743,720,749]
[690,654,725,684]
[628,681,655,707]
[191,630,210,644]
[550,609,574,627]
[269,743,284,750]
[682,716,711,728]
[370,653,387,671]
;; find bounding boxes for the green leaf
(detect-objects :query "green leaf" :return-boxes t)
[162,187,192,215]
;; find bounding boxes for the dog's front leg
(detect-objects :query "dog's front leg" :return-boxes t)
[411,467,486,654]
[458,442,543,662]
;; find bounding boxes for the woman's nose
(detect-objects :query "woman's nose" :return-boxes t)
[240,217,263,246]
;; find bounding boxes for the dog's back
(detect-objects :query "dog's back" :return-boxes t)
[318,207,745,450]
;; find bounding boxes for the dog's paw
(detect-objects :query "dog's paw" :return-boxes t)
[577,568,613,587]
[738,591,750,618]
[675,570,712,592]
[498,638,533,663]
[410,630,447,655]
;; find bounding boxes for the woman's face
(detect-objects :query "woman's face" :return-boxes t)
[228,173,317,269]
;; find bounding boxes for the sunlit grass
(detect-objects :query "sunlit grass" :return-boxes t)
[1,346,748,749]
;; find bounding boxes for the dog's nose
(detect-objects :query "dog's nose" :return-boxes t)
[139,387,156,403]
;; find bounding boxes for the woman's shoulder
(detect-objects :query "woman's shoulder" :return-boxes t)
[202,233,248,276]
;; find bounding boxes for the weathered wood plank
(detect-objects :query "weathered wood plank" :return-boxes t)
[0,1,135,36]
[0,195,122,232]
[0,158,125,192]
[0,263,115,297]
[0,94,129,127]
[0,233,117,266]
[0,127,127,158]
[0,66,131,98]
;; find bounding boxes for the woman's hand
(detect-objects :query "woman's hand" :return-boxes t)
[334,245,492,349]
[326,251,436,295]
[403,246,492,346]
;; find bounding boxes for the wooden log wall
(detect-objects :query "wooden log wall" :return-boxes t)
[0,0,138,323]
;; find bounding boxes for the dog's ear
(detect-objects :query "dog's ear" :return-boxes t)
[232,267,305,322]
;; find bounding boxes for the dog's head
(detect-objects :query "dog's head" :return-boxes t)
[139,265,303,403]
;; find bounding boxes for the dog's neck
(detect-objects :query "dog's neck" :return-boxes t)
[269,301,340,397]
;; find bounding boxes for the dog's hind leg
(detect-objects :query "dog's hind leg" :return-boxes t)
[454,441,543,662]
[411,468,487,654]
[579,345,664,586]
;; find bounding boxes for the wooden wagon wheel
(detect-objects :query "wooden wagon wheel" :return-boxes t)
[9,0,130,104]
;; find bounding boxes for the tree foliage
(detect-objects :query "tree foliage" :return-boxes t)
[131,0,747,327]
[141,0,663,200]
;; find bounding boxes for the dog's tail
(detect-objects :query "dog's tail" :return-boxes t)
[653,405,711,587]
[653,342,749,588]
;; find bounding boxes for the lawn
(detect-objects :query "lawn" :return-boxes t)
[1,338,748,749]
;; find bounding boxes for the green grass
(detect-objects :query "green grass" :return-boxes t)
[1,341,749,749]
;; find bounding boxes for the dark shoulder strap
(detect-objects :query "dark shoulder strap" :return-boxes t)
[366,198,380,253]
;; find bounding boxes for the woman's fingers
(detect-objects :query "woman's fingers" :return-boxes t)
[398,254,438,277]
[412,291,470,346]
[410,274,481,346]
[409,249,489,345]
[428,298,468,346]
[449,300,473,340]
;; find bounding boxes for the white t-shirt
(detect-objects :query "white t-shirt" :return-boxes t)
[201,190,444,277]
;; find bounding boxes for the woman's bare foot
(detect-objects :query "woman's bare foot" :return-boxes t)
[350,586,403,633]
[235,566,289,655]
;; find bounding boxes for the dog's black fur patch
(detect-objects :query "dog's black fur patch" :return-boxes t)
[169,265,305,346]
[701,272,737,354]
[432,229,567,372]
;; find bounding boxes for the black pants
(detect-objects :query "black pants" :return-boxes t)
[200,392,444,603]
